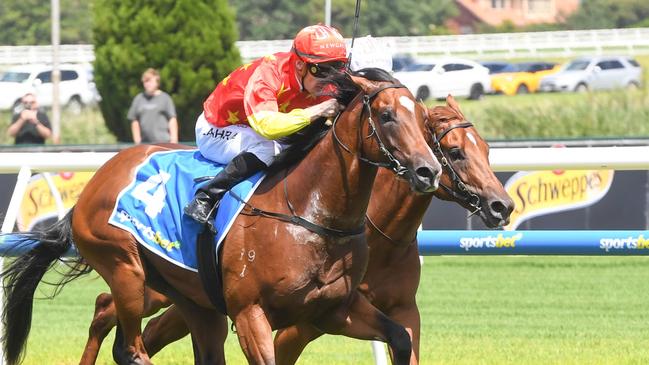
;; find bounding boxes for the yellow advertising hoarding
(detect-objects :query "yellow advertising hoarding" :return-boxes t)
[504,169,614,230]
[17,172,94,230]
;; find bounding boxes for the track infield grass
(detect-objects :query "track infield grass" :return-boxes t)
[14,256,649,364]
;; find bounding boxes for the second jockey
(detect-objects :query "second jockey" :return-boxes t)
[184,24,348,226]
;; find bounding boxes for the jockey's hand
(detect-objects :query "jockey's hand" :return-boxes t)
[305,99,343,122]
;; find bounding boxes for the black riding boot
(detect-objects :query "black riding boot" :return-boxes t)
[184,152,266,225]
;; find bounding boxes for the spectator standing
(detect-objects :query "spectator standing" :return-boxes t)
[7,93,52,145]
[127,68,178,144]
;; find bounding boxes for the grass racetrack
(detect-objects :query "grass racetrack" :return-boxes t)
[18,256,649,364]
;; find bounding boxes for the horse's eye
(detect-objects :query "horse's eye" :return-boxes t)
[380,111,393,124]
[448,148,465,161]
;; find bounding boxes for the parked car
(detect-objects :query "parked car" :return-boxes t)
[394,58,492,100]
[0,63,100,113]
[490,62,561,95]
[539,56,642,93]
[480,61,517,74]
[392,54,416,72]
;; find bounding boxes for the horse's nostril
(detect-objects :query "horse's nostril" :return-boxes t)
[416,166,435,182]
[490,200,507,214]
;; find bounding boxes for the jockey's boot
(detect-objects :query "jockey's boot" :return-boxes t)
[184,152,266,225]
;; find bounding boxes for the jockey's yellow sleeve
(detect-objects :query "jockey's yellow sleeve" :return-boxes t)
[246,109,311,140]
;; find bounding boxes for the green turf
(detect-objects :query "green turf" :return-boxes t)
[13,256,649,364]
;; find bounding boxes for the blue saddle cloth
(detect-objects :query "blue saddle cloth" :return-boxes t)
[108,150,265,272]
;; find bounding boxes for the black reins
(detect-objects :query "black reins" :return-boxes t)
[332,84,410,176]
[432,121,482,217]
[364,120,483,247]
[226,85,408,239]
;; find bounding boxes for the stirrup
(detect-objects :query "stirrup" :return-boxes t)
[206,219,218,235]
[202,201,220,234]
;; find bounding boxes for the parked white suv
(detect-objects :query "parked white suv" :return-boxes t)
[393,58,492,100]
[0,63,100,113]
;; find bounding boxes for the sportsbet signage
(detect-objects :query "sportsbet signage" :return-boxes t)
[17,172,94,230]
[503,169,614,230]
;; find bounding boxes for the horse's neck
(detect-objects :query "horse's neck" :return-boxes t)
[367,169,434,244]
[286,104,378,231]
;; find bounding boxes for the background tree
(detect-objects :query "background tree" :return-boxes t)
[0,0,91,45]
[317,0,458,37]
[92,0,241,142]
[564,0,649,29]
[231,0,313,40]
[230,0,458,40]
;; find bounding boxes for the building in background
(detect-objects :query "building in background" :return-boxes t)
[449,0,580,33]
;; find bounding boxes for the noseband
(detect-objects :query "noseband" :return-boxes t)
[366,119,484,247]
[333,84,410,177]
[432,121,482,217]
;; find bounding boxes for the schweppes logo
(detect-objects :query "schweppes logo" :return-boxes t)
[18,172,95,230]
[503,169,614,230]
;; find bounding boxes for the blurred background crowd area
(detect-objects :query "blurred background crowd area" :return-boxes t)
[1,0,649,145]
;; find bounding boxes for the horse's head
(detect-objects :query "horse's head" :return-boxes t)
[336,68,441,193]
[428,95,514,228]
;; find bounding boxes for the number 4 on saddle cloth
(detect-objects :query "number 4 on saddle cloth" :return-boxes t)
[108,150,265,273]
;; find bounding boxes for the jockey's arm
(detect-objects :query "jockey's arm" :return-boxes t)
[246,109,311,140]
[246,102,340,140]
[244,63,339,140]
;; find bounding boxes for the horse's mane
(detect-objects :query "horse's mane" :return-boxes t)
[267,68,397,175]
[318,67,400,106]
[266,118,332,175]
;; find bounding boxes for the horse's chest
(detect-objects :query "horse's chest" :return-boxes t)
[299,240,369,301]
[264,239,368,323]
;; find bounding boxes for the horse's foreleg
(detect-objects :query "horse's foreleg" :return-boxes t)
[385,303,421,365]
[142,305,189,357]
[318,292,412,365]
[234,305,276,365]
[79,293,117,365]
[273,323,324,365]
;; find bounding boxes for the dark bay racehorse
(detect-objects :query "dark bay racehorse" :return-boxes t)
[79,95,514,364]
[1,69,441,365]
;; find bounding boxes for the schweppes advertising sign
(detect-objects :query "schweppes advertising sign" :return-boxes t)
[503,169,614,230]
[17,172,94,230]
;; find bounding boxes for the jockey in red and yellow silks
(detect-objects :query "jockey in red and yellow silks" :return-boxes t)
[185,24,348,226]
[203,52,333,139]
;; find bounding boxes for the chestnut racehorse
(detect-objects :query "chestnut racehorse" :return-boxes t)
[78,95,514,364]
[1,69,441,365]
[274,95,514,364]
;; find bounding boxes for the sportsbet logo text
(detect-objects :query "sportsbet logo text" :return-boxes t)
[460,233,523,251]
[117,209,180,252]
[600,235,649,252]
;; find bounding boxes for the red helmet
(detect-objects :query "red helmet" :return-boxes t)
[292,24,348,64]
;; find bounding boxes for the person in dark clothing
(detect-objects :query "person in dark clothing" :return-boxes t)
[7,93,52,145]
[127,68,178,144]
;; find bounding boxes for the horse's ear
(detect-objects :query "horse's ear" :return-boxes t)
[446,94,466,119]
[349,74,378,94]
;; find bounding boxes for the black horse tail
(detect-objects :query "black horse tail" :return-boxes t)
[1,207,92,365]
